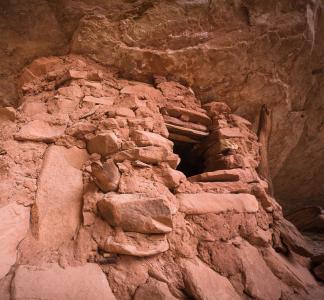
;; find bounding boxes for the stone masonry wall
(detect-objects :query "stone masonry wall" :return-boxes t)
[0,55,323,299]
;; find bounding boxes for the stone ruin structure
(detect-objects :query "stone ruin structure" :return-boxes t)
[0,55,323,299]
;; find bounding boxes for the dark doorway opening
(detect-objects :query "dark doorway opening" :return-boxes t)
[173,141,205,177]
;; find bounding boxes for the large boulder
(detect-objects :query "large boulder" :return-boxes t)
[180,258,240,300]
[11,263,116,300]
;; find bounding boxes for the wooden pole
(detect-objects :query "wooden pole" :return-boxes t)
[257,104,273,195]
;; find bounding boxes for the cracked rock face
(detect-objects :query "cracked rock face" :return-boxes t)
[0,55,323,299]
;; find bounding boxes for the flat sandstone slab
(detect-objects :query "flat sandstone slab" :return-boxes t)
[12,263,116,300]
[14,120,66,143]
[32,145,88,247]
[188,168,258,183]
[177,193,259,215]
[180,258,240,300]
[0,203,30,279]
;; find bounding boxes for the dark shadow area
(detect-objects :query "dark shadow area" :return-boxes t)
[173,141,205,177]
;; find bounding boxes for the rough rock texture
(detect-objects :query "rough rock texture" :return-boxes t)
[0,55,323,299]
[12,263,116,300]
[0,203,29,279]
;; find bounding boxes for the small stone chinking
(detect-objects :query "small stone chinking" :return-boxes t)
[0,55,323,300]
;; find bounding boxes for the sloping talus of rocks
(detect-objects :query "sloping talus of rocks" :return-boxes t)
[0,55,323,299]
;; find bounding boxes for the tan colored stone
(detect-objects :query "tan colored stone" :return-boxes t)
[0,203,30,279]
[168,133,200,143]
[165,123,209,140]
[203,101,231,116]
[130,130,173,151]
[163,115,209,132]
[82,79,102,90]
[83,95,115,106]
[14,120,66,143]
[113,146,179,168]
[87,132,121,156]
[12,263,116,300]
[117,93,145,109]
[21,101,47,117]
[58,85,84,99]
[49,97,79,114]
[32,145,88,247]
[97,193,172,234]
[218,127,243,138]
[103,232,169,257]
[196,181,251,194]
[188,168,258,183]
[180,258,240,300]
[163,105,211,126]
[66,121,97,138]
[91,159,120,192]
[120,84,163,102]
[134,278,177,300]
[115,107,135,118]
[236,241,282,300]
[177,193,259,215]
[20,57,61,85]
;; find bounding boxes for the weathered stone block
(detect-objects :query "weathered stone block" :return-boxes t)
[177,193,259,215]
[91,159,120,192]
[98,193,172,234]
[32,145,88,247]
[87,132,121,156]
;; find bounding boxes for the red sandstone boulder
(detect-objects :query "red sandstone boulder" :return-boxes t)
[133,279,177,300]
[91,160,120,192]
[180,258,240,300]
[97,193,172,234]
[87,132,122,156]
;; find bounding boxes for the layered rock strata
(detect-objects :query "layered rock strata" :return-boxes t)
[0,55,323,299]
